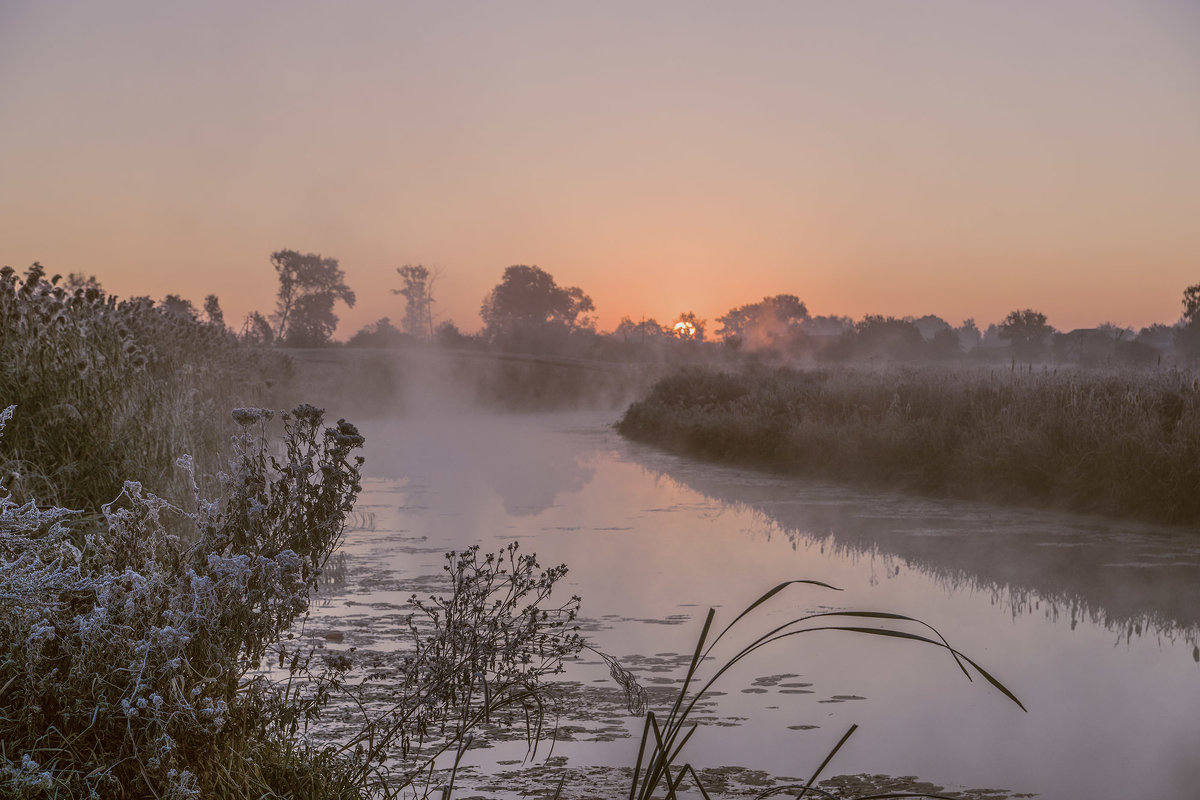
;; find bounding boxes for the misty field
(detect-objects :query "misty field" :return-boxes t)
[617,364,1200,526]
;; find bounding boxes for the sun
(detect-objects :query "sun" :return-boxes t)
[673,320,697,339]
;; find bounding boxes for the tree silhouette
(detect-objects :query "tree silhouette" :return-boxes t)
[1182,283,1200,326]
[435,320,468,347]
[346,317,409,348]
[269,250,355,346]
[615,316,669,343]
[910,314,952,341]
[240,312,274,346]
[393,264,436,337]
[159,294,197,320]
[715,294,807,349]
[956,318,982,351]
[998,308,1052,361]
[1175,284,1200,362]
[480,265,594,344]
[853,315,924,359]
[203,294,225,328]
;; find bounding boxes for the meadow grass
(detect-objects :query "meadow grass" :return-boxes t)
[617,364,1200,526]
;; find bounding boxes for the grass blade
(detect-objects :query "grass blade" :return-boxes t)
[796,723,857,799]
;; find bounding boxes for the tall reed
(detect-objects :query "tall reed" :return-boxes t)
[626,581,1024,800]
[617,365,1200,525]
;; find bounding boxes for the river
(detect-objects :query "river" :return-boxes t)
[310,409,1200,800]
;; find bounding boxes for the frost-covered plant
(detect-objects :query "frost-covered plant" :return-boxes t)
[0,404,363,799]
[0,263,286,510]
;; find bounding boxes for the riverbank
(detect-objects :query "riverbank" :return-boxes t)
[616,365,1200,527]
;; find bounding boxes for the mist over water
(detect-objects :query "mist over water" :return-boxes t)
[303,360,1200,800]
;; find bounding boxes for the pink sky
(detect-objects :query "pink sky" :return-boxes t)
[2,0,1198,336]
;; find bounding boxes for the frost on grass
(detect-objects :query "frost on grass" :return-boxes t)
[0,405,364,799]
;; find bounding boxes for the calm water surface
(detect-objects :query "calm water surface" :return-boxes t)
[314,410,1200,800]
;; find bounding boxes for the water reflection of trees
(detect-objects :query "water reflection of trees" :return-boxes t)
[633,453,1200,648]
[363,416,597,518]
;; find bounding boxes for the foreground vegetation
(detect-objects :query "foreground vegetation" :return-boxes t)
[0,405,366,798]
[0,400,596,799]
[0,264,287,509]
[618,365,1200,526]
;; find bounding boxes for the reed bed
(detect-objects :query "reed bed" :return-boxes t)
[617,364,1200,526]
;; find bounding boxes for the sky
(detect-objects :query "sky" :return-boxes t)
[1,0,1198,337]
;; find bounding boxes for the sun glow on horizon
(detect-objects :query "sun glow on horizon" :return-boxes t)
[673,320,698,339]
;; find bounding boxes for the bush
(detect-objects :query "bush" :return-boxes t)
[0,404,364,798]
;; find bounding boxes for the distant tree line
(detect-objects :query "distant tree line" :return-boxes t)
[46,248,1199,368]
[243,262,1200,368]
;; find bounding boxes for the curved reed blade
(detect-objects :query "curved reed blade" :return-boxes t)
[947,651,1028,713]
[704,580,842,658]
[666,607,716,725]
[809,610,971,679]
[640,711,672,800]
[788,626,1026,711]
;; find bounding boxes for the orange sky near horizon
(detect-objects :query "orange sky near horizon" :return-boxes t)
[2,0,1198,337]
